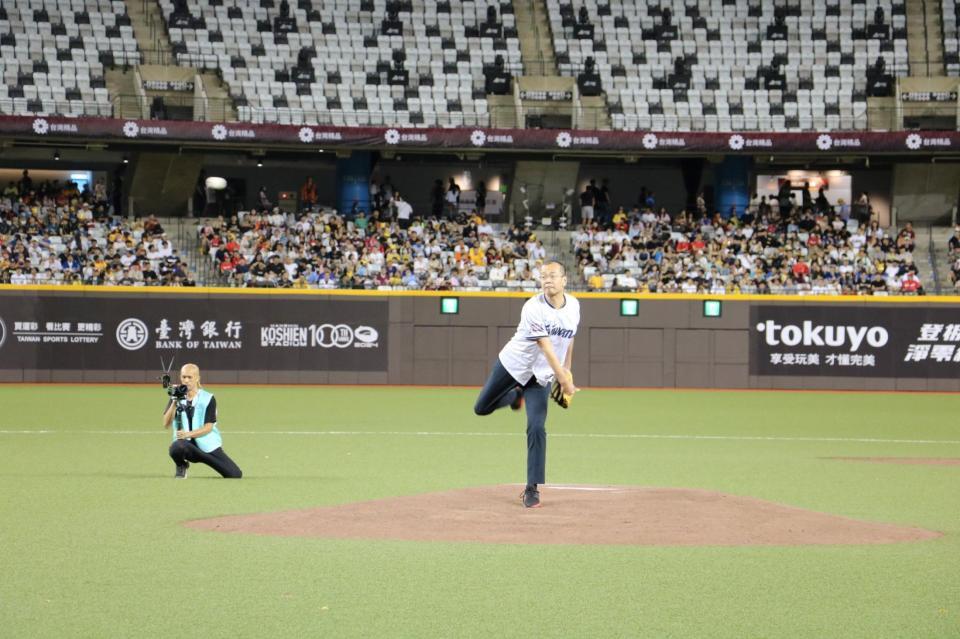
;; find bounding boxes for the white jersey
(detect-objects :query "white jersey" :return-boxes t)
[499,293,580,386]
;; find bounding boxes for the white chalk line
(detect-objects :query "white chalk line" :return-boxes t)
[0,429,958,445]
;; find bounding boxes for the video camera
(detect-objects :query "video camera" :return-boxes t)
[161,373,188,400]
[159,357,188,400]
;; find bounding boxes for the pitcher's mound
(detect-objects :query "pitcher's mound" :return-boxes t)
[185,485,940,546]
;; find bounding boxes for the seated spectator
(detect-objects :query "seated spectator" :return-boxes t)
[0,179,195,286]
[948,226,960,254]
[572,197,921,296]
[896,222,915,252]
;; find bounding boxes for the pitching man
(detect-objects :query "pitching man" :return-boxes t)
[163,363,242,479]
[474,261,579,508]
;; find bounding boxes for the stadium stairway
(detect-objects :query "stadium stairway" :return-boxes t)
[514,0,557,75]
[511,0,609,129]
[126,0,173,65]
[488,94,518,128]
[105,68,141,119]
[553,230,577,278]
[907,0,944,75]
[122,0,237,122]
[158,216,211,285]
[871,0,945,128]
[931,225,955,294]
[128,152,204,217]
[910,224,940,293]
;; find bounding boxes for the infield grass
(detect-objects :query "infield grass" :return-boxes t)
[0,385,958,638]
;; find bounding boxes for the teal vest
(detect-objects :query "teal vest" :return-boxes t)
[173,389,223,453]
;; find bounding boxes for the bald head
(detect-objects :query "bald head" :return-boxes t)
[180,363,200,391]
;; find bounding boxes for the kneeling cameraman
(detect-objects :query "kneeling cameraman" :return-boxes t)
[162,363,242,479]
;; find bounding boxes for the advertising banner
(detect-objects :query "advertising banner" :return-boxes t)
[0,295,387,372]
[3,114,960,154]
[750,305,960,378]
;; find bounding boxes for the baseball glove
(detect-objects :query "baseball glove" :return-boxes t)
[550,374,574,409]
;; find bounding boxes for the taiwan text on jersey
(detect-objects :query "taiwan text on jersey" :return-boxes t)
[498,293,580,386]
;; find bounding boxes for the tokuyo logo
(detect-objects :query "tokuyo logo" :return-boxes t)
[756,320,889,352]
[116,318,149,350]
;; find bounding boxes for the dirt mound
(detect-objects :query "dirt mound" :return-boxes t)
[185,485,940,546]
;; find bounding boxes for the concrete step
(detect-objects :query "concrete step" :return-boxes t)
[578,95,610,130]
[867,96,896,130]
[513,0,557,75]
[105,68,141,118]
[199,72,237,122]
[124,0,173,65]
[924,227,958,294]
[487,94,517,128]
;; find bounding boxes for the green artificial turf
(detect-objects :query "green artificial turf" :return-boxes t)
[0,385,958,638]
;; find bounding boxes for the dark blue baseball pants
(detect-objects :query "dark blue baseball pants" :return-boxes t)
[474,358,550,486]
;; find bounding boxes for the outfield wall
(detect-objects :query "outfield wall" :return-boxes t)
[0,287,958,391]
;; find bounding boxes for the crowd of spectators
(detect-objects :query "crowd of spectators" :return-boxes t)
[575,197,924,295]
[0,169,931,295]
[949,226,960,291]
[199,206,549,290]
[0,172,196,286]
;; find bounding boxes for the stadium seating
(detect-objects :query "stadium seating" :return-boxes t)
[574,206,923,296]
[0,0,139,117]
[943,0,960,75]
[158,0,523,127]
[547,0,908,132]
[199,207,549,290]
[0,182,195,286]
